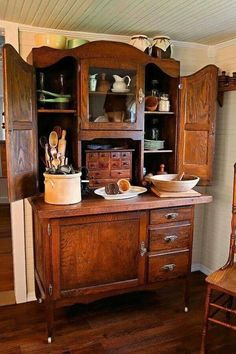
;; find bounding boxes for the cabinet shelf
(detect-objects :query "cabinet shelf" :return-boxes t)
[89,91,135,96]
[38,109,76,114]
[144,149,173,153]
[144,111,174,115]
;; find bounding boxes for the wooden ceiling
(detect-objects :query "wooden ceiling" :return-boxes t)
[1,0,236,44]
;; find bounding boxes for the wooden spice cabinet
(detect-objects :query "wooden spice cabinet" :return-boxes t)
[30,195,210,342]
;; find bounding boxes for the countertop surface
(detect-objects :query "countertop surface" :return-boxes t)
[29,191,213,219]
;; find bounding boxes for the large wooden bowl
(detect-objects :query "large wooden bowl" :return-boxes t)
[151,174,199,192]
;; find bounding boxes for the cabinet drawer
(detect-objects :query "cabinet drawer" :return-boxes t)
[87,161,98,170]
[111,152,120,159]
[150,207,192,225]
[99,152,110,158]
[89,170,110,179]
[149,224,191,252]
[87,152,98,161]
[98,160,110,169]
[121,160,130,169]
[89,178,115,187]
[110,170,131,178]
[111,160,121,169]
[148,251,189,282]
[121,151,131,159]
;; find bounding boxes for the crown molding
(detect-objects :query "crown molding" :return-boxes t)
[172,40,208,49]
[211,37,236,50]
[18,24,130,43]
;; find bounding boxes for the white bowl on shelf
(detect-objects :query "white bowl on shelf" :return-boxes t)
[151,174,199,192]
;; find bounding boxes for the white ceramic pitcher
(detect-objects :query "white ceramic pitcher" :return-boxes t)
[112,75,131,91]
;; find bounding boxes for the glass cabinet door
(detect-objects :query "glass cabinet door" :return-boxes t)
[80,59,144,130]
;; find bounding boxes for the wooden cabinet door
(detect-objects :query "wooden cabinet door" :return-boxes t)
[178,65,218,185]
[51,211,147,299]
[3,44,38,201]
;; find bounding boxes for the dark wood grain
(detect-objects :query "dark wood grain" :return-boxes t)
[29,192,212,219]
[28,41,180,78]
[0,272,235,354]
[0,141,7,177]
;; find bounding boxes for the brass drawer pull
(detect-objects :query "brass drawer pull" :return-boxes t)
[164,235,178,243]
[140,241,147,256]
[162,263,176,272]
[165,212,178,220]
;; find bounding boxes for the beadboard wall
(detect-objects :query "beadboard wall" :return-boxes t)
[18,28,212,297]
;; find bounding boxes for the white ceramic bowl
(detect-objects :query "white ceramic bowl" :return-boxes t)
[35,33,66,49]
[151,174,199,192]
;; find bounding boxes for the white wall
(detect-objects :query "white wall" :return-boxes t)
[200,41,236,273]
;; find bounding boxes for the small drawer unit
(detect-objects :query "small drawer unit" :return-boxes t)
[86,149,134,188]
[147,206,194,283]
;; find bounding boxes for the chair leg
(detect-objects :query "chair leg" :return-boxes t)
[200,285,212,354]
[226,295,234,322]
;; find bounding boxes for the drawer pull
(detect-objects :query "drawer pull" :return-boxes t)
[140,241,147,256]
[164,235,178,243]
[162,263,176,272]
[165,212,178,220]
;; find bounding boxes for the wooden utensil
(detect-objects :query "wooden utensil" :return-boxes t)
[173,172,185,181]
[45,143,51,168]
[39,136,48,150]
[58,130,67,156]
[49,131,58,148]
[53,125,62,139]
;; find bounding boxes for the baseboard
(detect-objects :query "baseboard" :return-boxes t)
[191,263,213,275]
[27,291,36,302]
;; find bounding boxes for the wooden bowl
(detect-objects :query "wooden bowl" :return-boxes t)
[151,174,199,192]
[145,96,159,111]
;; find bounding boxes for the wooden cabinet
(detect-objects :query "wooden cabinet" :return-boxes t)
[2,41,216,341]
[29,194,212,342]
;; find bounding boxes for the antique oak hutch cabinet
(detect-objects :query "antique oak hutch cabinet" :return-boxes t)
[3,42,217,342]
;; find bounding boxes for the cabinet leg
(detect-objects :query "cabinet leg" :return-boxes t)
[200,285,211,354]
[45,300,54,343]
[184,277,189,312]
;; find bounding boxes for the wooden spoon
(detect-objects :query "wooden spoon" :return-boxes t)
[49,131,58,148]
[173,172,185,181]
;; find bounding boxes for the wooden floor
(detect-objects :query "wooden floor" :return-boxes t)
[0,272,235,354]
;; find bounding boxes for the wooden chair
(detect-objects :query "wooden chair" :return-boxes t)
[200,164,236,353]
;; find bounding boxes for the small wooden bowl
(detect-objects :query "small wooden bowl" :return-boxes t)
[145,96,159,111]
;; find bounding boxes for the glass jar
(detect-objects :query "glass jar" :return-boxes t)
[152,36,171,59]
[159,94,170,112]
[129,35,151,54]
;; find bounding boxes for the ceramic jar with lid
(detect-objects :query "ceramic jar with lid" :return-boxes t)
[129,35,151,54]
[159,94,170,112]
[152,36,172,59]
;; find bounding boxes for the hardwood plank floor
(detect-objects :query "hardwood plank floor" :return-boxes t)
[0,272,235,354]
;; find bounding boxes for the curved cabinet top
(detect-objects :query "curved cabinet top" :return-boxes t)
[27,40,180,78]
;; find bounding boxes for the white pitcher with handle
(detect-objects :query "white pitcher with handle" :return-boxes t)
[112,75,131,91]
